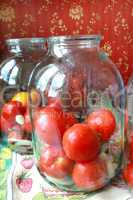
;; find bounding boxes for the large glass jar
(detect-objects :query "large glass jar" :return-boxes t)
[123,75,133,192]
[0,38,47,153]
[29,35,125,192]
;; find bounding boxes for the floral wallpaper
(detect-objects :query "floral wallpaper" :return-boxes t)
[0,0,133,84]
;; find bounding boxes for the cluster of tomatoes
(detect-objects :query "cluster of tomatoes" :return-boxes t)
[0,91,33,141]
[35,99,116,191]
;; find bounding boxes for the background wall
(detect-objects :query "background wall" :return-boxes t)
[0,0,133,84]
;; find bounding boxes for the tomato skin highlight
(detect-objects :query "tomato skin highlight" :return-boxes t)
[72,158,107,190]
[87,108,116,142]
[63,124,100,162]
[38,146,74,179]
[123,163,133,187]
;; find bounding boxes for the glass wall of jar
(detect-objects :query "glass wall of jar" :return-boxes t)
[0,38,47,153]
[123,75,133,193]
[28,35,125,192]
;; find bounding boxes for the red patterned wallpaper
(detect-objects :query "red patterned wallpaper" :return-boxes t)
[0,0,133,84]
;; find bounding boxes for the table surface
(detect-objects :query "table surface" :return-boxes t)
[0,144,133,200]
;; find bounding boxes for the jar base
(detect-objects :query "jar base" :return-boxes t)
[39,170,111,193]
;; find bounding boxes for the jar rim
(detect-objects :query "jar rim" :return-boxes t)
[48,35,102,43]
[6,37,46,46]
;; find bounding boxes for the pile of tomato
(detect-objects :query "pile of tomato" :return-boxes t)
[34,99,117,191]
[0,91,34,142]
[0,88,118,191]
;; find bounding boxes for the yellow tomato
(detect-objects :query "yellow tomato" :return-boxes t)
[12,92,28,107]
[12,90,40,107]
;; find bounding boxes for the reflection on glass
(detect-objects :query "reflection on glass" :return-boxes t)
[0,59,19,84]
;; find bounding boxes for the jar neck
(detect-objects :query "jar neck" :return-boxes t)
[48,35,101,57]
[6,38,46,54]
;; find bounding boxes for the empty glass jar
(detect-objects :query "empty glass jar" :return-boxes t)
[29,35,125,192]
[0,38,47,153]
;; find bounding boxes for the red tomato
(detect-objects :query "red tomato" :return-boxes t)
[63,124,100,162]
[47,97,62,111]
[12,91,28,107]
[64,112,78,129]
[1,101,26,134]
[34,107,66,145]
[1,115,14,134]
[123,163,133,187]
[72,158,107,190]
[38,146,74,179]
[23,110,32,133]
[1,101,26,122]
[87,108,116,142]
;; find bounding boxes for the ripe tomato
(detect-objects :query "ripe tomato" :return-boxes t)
[34,107,66,145]
[123,163,133,187]
[12,92,28,107]
[63,124,100,162]
[23,110,32,133]
[1,101,25,122]
[64,112,78,130]
[1,115,14,134]
[47,96,62,111]
[38,146,74,179]
[72,158,107,190]
[12,90,40,108]
[87,108,116,142]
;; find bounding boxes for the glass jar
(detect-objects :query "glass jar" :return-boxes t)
[0,38,47,153]
[123,75,133,192]
[29,35,125,192]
